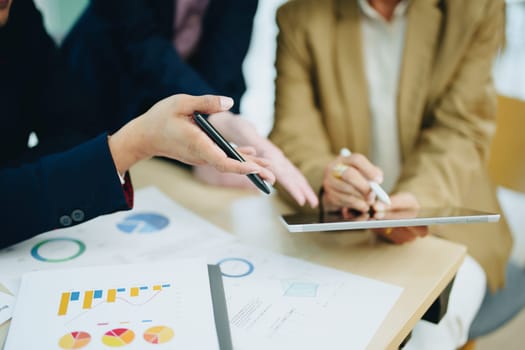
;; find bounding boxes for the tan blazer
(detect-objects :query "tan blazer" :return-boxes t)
[270,0,512,291]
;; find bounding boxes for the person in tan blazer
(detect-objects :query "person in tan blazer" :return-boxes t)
[270,0,513,346]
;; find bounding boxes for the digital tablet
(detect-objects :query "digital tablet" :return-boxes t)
[280,207,500,233]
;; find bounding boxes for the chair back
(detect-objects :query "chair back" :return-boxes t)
[488,95,525,193]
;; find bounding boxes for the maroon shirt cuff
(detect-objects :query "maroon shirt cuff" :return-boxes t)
[122,172,134,208]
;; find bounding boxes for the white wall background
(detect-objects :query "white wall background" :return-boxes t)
[492,0,525,267]
[239,0,287,136]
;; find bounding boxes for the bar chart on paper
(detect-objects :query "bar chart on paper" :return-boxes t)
[57,283,171,316]
[4,260,221,350]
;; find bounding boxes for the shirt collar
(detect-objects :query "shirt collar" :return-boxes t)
[358,0,409,21]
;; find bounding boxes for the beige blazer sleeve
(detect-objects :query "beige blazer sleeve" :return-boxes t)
[394,0,505,208]
[269,5,335,199]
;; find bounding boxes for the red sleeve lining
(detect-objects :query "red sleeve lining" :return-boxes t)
[122,172,134,208]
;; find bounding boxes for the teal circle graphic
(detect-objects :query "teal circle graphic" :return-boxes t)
[30,238,86,263]
[217,257,254,278]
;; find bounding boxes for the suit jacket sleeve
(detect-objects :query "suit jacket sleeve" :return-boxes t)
[1,134,133,249]
[393,0,504,207]
[90,0,257,111]
[269,4,335,201]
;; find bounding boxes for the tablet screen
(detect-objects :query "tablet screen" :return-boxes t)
[281,207,500,233]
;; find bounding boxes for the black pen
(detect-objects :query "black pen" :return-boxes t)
[193,113,271,195]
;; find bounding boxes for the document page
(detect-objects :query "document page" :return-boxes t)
[4,259,220,350]
[0,187,234,282]
[200,241,402,350]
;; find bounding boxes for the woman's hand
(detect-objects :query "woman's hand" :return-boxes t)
[373,192,428,244]
[201,112,318,207]
[322,152,383,213]
[108,94,275,184]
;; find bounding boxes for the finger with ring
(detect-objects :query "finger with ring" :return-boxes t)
[332,163,349,179]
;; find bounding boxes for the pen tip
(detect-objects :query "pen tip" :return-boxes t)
[340,148,352,157]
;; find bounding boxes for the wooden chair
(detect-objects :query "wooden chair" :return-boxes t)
[463,95,525,350]
[488,95,525,193]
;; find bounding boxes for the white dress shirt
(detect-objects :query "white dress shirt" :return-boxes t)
[358,0,408,192]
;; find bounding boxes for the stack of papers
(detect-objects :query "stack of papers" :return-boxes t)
[0,291,14,325]
[0,187,403,350]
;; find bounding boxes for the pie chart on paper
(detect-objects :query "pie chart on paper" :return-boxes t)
[58,331,91,349]
[143,326,175,344]
[101,328,135,347]
[116,213,169,233]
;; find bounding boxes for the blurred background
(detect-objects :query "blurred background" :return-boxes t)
[32,1,525,348]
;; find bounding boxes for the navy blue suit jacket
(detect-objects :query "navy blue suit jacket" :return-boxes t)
[62,0,258,133]
[0,0,132,248]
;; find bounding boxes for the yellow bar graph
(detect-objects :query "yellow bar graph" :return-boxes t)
[107,289,116,303]
[58,292,70,316]
[59,283,168,315]
[83,290,94,309]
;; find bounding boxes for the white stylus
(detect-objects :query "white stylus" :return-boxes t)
[339,148,392,206]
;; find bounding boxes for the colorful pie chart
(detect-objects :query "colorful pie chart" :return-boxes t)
[143,326,175,344]
[101,328,135,347]
[58,331,91,349]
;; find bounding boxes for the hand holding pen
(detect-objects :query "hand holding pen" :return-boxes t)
[193,113,273,194]
[336,148,391,206]
[325,148,425,242]
[321,148,389,213]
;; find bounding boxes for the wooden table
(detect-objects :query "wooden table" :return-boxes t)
[0,158,466,349]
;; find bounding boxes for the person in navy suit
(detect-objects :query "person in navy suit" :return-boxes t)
[0,0,274,248]
[62,0,318,207]
[63,0,257,131]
